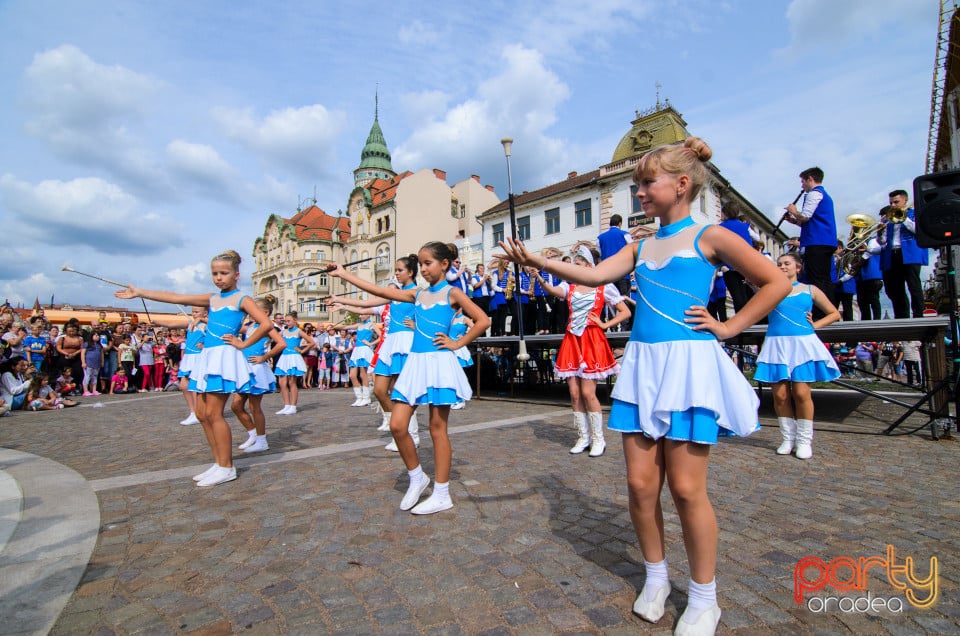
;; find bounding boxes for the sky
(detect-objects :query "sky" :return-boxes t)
[0,0,941,312]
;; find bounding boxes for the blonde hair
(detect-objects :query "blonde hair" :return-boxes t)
[212,249,242,271]
[258,294,277,314]
[632,136,713,201]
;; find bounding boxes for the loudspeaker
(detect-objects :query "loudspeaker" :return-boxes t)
[914,169,960,247]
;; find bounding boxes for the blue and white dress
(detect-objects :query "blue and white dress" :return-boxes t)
[274,327,307,377]
[374,282,417,376]
[392,282,472,406]
[241,322,277,395]
[349,318,376,368]
[608,218,759,444]
[754,283,841,383]
[177,321,206,379]
[450,312,473,368]
[188,290,257,393]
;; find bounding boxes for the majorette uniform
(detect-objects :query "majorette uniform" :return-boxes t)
[349,318,376,368]
[450,313,473,369]
[177,321,206,379]
[608,217,760,444]
[553,283,623,380]
[187,290,257,393]
[374,283,417,376]
[240,322,277,395]
[392,282,472,406]
[274,326,307,377]
[753,283,840,383]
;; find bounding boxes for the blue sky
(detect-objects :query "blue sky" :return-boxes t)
[0,0,938,311]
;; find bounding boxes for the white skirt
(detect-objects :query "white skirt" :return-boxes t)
[376,331,413,367]
[610,339,759,439]
[275,353,307,376]
[349,345,374,367]
[391,350,473,406]
[188,346,257,393]
[244,362,277,395]
[754,334,841,383]
[177,352,200,378]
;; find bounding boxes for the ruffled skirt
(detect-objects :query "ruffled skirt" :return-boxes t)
[187,346,257,394]
[455,346,473,368]
[177,352,200,378]
[609,339,759,443]
[554,327,620,380]
[349,345,374,368]
[392,350,473,406]
[754,334,841,383]
[374,331,413,376]
[274,353,307,377]
[241,362,276,395]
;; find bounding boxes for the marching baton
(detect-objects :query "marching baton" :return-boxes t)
[285,257,380,286]
[62,264,153,322]
[775,190,805,232]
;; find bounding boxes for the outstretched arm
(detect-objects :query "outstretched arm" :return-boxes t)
[498,239,636,288]
[325,264,416,303]
[324,295,387,309]
[433,288,490,351]
[115,285,211,308]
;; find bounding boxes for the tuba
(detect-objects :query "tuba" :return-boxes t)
[837,213,884,277]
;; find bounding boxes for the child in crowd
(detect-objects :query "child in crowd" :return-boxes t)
[498,137,790,635]
[328,242,490,515]
[152,337,167,391]
[81,329,103,396]
[116,249,274,487]
[110,367,134,394]
[138,334,156,392]
[26,374,77,410]
[24,324,47,372]
[56,367,79,396]
[320,343,333,390]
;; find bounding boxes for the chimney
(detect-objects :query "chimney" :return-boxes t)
[471,174,481,183]
[567,171,578,179]
[485,184,495,192]
[433,168,447,181]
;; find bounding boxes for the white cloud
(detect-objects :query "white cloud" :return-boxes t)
[0,174,182,254]
[165,262,209,293]
[21,45,162,182]
[394,44,571,189]
[0,273,54,309]
[166,140,235,187]
[212,104,347,179]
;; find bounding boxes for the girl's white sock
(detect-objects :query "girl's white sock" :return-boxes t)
[433,481,449,499]
[685,578,717,621]
[642,559,669,599]
[247,429,257,439]
[407,464,425,485]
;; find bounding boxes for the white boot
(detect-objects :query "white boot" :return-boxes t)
[569,412,590,454]
[795,419,814,459]
[409,411,420,447]
[377,411,391,432]
[587,412,606,457]
[350,387,363,406]
[776,417,796,455]
[358,386,371,406]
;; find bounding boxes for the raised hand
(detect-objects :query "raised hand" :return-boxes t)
[114,285,140,299]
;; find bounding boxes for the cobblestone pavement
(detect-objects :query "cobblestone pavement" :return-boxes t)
[0,385,958,635]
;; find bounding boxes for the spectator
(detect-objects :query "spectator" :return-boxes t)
[902,340,922,387]
[46,325,62,378]
[2,323,25,360]
[57,320,84,384]
[1,356,32,413]
[138,333,156,391]
[56,366,80,396]
[81,328,104,396]
[26,373,77,410]
[853,342,876,380]
[24,323,48,372]
[110,366,134,394]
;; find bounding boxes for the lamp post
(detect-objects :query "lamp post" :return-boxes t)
[501,137,530,362]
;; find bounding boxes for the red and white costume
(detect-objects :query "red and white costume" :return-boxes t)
[554,282,623,380]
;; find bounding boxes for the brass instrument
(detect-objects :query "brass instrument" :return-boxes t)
[879,205,907,224]
[836,213,884,277]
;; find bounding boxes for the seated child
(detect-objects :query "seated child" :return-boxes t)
[56,367,79,396]
[110,367,134,394]
[26,374,77,410]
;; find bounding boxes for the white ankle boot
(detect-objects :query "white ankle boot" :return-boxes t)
[350,387,363,406]
[377,411,391,432]
[358,386,371,406]
[795,419,814,459]
[569,412,590,454]
[588,412,606,457]
[409,411,420,447]
[776,417,796,455]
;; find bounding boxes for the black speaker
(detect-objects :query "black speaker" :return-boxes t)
[914,169,960,247]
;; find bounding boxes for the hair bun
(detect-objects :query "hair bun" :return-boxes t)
[685,136,713,162]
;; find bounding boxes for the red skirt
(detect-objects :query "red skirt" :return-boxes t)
[554,326,619,380]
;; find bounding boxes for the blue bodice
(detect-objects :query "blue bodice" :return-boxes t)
[411,283,456,354]
[767,284,815,337]
[281,327,302,354]
[184,323,205,355]
[246,322,270,356]
[388,283,417,334]
[628,228,718,344]
[204,290,246,349]
[356,320,374,345]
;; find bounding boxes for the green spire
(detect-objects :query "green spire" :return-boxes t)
[357,91,394,174]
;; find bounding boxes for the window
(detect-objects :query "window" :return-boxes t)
[319,273,328,287]
[517,216,530,241]
[317,251,325,260]
[575,199,592,228]
[545,208,560,235]
[460,204,466,219]
[304,250,312,260]
[630,185,642,214]
[361,251,370,268]
[492,222,504,246]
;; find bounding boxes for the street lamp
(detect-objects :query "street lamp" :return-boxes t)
[501,137,530,361]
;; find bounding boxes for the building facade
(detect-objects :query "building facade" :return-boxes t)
[477,101,787,265]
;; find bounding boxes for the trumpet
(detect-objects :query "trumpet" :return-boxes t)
[879,205,907,224]
[836,213,884,277]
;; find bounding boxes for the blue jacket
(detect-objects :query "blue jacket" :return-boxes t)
[880,208,929,268]
[799,185,837,248]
